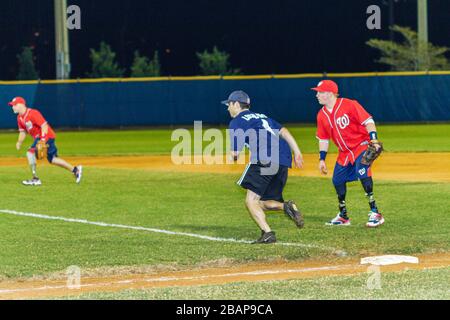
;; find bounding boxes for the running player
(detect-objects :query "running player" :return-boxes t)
[223,90,304,244]
[8,97,82,185]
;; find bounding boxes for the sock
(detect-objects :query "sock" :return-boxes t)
[335,183,348,218]
[367,192,378,212]
[338,199,348,218]
[361,177,378,212]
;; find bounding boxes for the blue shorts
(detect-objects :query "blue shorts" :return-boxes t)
[238,163,288,202]
[30,138,58,163]
[332,152,371,186]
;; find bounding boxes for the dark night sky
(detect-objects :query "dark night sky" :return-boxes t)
[1,0,449,80]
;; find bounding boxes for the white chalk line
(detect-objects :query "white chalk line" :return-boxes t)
[0,209,342,254]
[0,265,355,295]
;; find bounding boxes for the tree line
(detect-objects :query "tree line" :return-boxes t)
[15,25,450,80]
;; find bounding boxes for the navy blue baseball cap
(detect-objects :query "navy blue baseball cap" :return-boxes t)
[221,90,251,105]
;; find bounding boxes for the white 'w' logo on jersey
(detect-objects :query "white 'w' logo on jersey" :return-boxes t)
[336,114,350,129]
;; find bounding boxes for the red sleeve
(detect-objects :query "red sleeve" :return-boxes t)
[316,112,331,140]
[17,117,26,131]
[350,100,372,125]
[30,110,47,127]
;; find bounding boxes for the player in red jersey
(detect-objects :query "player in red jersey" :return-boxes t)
[312,80,384,228]
[8,97,82,186]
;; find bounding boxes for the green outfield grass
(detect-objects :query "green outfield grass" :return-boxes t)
[0,123,449,156]
[60,267,450,300]
[0,167,449,278]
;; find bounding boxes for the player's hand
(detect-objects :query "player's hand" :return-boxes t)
[319,160,328,175]
[16,142,22,150]
[229,151,239,162]
[294,153,303,168]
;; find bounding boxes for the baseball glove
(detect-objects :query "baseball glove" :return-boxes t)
[361,140,383,166]
[36,140,48,160]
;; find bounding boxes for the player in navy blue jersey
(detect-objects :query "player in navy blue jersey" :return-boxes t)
[223,90,304,244]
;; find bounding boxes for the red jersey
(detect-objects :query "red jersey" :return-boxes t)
[316,98,372,166]
[17,108,56,140]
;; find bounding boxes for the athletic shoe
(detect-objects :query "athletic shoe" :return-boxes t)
[252,231,276,244]
[22,177,42,186]
[283,200,304,228]
[326,213,351,226]
[74,165,83,184]
[366,211,385,228]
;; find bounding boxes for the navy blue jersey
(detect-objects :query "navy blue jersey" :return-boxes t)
[229,110,292,168]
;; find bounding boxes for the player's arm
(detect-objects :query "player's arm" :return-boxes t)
[364,120,382,151]
[279,127,303,168]
[318,139,329,175]
[228,130,241,162]
[16,131,27,150]
[31,110,49,141]
[353,100,380,145]
[228,121,246,162]
[365,121,377,140]
[40,122,49,141]
[316,115,330,175]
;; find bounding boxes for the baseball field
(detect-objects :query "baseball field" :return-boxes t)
[0,123,449,299]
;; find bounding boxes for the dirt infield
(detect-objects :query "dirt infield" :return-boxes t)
[1,152,449,182]
[0,252,448,299]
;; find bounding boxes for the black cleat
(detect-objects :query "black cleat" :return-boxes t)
[73,165,83,184]
[284,200,304,228]
[252,231,276,244]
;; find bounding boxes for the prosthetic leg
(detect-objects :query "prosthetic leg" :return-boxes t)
[22,149,42,186]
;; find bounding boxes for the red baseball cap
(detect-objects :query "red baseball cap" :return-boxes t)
[8,97,26,106]
[311,80,338,94]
